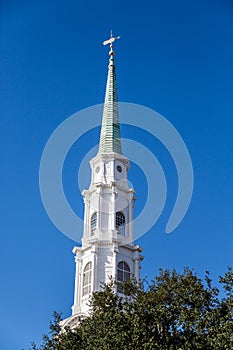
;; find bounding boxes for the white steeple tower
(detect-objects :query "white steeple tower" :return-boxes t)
[62,35,143,327]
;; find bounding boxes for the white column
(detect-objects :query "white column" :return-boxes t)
[110,184,116,230]
[128,198,134,241]
[112,244,119,280]
[134,255,140,282]
[92,244,98,291]
[83,194,89,237]
[72,248,81,315]
[96,186,101,230]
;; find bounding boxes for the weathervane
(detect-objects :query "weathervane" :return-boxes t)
[103,30,120,55]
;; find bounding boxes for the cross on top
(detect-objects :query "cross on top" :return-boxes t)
[103,31,120,53]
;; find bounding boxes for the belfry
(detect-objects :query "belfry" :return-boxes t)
[62,35,143,327]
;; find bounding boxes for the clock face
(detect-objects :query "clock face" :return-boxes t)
[117,165,122,173]
[96,166,100,173]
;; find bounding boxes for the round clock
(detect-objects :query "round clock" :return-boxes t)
[117,165,122,173]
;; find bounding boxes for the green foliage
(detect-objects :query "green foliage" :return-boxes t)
[30,268,233,350]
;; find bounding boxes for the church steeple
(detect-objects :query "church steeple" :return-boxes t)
[98,33,122,155]
[61,35,143,327]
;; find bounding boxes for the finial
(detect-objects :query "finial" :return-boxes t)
[103,31,120,56]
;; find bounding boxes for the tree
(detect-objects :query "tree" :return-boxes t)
[30,268,233,350]
[206,267,233,349]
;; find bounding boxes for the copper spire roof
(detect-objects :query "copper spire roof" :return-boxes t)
[98,33,122,155]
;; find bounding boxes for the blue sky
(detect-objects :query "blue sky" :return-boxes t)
[1,0,233,349]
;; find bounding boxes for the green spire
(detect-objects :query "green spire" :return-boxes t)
[98,34,122,155]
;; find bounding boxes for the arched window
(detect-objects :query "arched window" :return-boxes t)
[90,212,97,235]
[116,211,125,235]
[117,261,130,293]
[82,262,92,297]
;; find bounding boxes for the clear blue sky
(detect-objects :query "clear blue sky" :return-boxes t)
[1,0,233,349]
